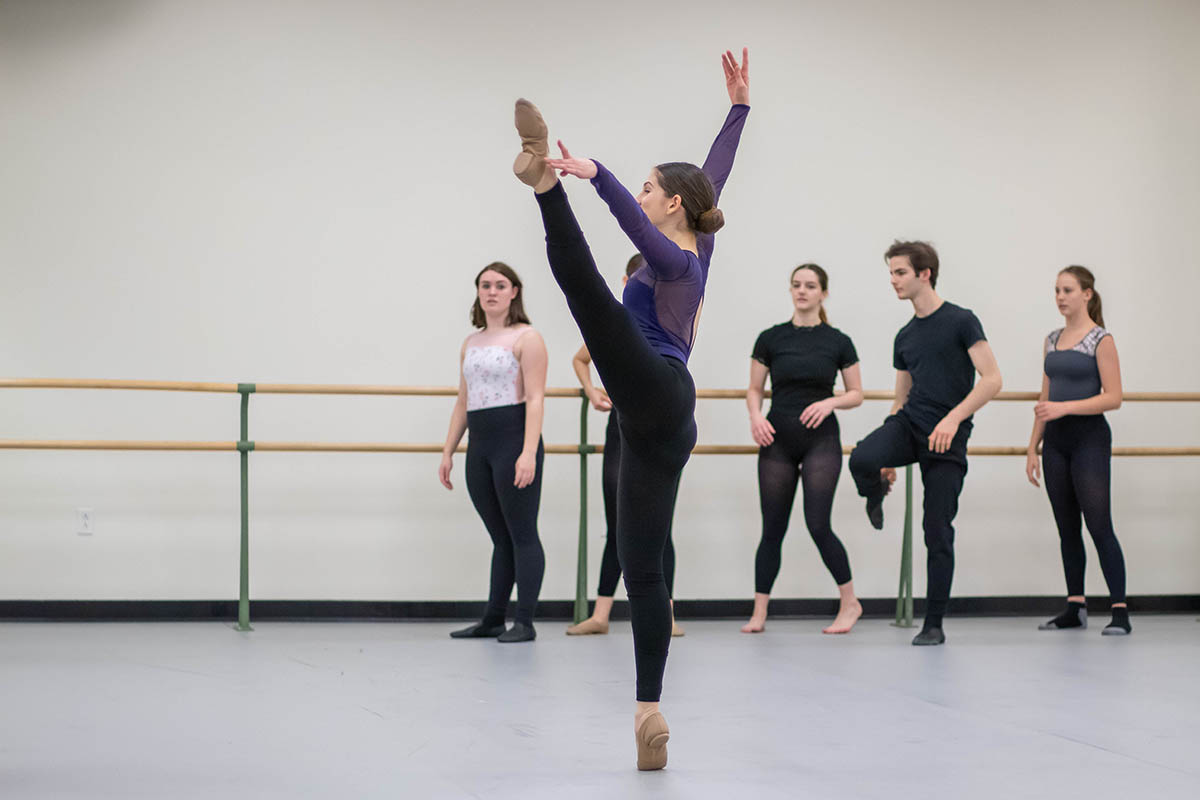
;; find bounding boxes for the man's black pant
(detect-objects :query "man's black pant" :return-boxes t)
[848,412,968,625]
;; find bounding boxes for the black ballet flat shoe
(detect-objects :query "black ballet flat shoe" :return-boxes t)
[911,627,945,646]
[1102,607,1132,636]
[1038,605,1087,630]
[497,622,536,643]
[449,621,507,639]
[865,495,885,530]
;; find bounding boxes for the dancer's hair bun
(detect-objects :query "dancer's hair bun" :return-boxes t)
[696,207,725,235]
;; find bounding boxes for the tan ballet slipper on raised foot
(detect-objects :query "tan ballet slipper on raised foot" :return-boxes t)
[565,617,609,636]
[513,98,552,189]
[635,711,670,771]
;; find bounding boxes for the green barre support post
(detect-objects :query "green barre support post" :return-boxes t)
[893,464,915,627]
[574,396,591,624]
[236,384,255,632]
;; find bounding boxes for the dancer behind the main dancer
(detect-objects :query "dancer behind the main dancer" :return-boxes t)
[848,241,1002,646]
[566,253,683,639]
[1025,266,1130,635]
[513,48,749,770]
[438,263,548,643]
[743,263,864,635]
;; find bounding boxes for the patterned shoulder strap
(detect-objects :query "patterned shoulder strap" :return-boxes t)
[1045,329,1062,355]
[1078,326,1110,356]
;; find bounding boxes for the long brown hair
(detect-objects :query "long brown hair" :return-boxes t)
[791,263,829,324]
[470,262,531,329]
[1059,265,1104,327]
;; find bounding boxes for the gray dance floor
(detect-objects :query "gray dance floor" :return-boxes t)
[2,616,1197,799]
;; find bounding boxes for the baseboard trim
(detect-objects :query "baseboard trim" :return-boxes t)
[0,595,1196,622]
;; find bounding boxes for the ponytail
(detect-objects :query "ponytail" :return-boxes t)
[1089,290,1104,328]
[1060,265,1105,327]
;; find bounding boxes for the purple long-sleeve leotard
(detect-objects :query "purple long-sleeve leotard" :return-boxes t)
[587,103,750,364]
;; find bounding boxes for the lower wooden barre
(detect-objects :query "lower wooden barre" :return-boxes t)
[693,445,1200,457]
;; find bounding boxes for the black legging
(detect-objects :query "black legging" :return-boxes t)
[537,183,695,702]
[465,403,546,627]
[1042,415,1126,603]
[597,411,677,598]
[756,412,851,593]
[848,412,967,626]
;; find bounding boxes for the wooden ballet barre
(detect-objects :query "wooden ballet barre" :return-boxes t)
[3,379,1198,402]
[0,440,239,451]
[2,440,1197,457]
[0,378,240,393]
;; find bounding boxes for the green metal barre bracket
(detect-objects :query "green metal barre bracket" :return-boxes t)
[235,388,253,632]
[892,464,915,628]
[574,396,590,625]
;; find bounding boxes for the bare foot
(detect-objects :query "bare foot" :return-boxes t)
[671,620,685,637]
[822,600,863,634]
[741,617,766,633]
[566,617,609,635]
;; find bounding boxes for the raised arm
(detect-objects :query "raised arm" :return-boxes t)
[590,161,696,280]
[545,143,695,281]
[704,48,751,204]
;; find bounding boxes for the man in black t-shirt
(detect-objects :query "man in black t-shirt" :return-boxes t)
[848,241,1003,646]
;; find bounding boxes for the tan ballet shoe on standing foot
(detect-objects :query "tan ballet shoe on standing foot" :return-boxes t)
[635,711,670,771]
[565,617,609,636]
[671,620,685,637]
[513,98,551,189]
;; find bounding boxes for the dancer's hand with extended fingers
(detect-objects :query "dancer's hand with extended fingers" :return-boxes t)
[749,413,775,447]
[438,454,454,490]
[722,47,750,105]
[514,450,537,489]
[1025,449,1041,487]
[799,398,834,429]
[544,141,597,180]
[589,388,613,411]
[928,415,960,454]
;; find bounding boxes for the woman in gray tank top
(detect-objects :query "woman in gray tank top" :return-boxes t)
[1025,266,1130,635]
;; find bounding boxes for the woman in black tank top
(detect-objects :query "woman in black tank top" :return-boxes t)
[1025,266,1129,635]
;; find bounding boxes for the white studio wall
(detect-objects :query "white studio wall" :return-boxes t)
[1,0,1197,602]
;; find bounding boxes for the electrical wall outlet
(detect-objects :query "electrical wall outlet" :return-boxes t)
[76,508,95,536]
